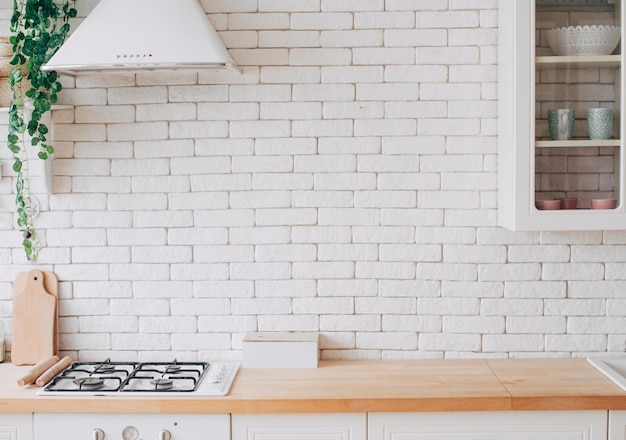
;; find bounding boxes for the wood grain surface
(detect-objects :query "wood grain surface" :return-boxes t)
[11,270,58,366]
[13,270,59,354]
[1,358,625,414]
[16,355,60,386]
[35,356,73,387]
[487,357,626,410]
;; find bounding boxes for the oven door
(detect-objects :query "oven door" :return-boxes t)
[34,413,230,440]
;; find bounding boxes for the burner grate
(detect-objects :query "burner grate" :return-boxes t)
[43,359,210,393]
[41,360,239,396]
[44,359,137,393]
[120,361,209,393]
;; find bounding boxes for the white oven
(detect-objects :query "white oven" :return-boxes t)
[34,413,230,440]
[33,360,239,439]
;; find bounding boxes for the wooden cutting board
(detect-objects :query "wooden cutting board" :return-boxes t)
[11,270,58,366]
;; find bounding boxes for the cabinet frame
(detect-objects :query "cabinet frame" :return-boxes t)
[609,410,626,440]
[231,413,367,440]
[498,0,626,230]
[369,410,608,440]
[0,414,33,440]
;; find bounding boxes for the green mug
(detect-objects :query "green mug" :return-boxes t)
[587,108,614,140]
[548,109,575,140]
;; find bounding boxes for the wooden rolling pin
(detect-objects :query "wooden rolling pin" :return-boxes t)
[17,355,59,386]
[36,356,73,387]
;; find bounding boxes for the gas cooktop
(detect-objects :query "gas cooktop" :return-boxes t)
[38,359,239,396]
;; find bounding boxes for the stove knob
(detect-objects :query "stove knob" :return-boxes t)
[92,428,105,440]
[158,430,171,440]
[122,426,139,440]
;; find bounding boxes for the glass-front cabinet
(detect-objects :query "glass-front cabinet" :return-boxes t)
[498,0,626,230]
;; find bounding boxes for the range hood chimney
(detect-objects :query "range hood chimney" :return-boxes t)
[41,0,238,75]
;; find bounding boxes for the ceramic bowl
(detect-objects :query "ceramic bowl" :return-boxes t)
[591,198,617,209]
[536,200,561,210]
[545,25,621,56]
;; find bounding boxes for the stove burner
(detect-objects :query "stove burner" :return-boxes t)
[95,364,117,374]
[73,377,105,390]
[149,378,174,390]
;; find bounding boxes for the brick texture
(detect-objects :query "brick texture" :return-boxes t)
[0,0,618,361]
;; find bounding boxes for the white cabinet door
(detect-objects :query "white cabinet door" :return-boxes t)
[609,410,626,440]
[369,411,607,440]
[232,413,366,440]
[0,414,33,440]
[498,0,626,231]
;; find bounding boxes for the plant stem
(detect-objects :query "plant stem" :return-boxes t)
[7,0,76,261]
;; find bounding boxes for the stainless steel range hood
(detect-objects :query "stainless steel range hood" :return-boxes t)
[41,0,238,75]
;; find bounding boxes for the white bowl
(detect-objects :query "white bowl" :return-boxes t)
[545,25,621,56]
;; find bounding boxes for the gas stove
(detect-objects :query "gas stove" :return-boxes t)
[38,359,239,396]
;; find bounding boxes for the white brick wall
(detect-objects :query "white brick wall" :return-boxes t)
[0,0,621,362]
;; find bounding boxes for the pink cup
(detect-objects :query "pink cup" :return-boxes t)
[557,197,577,209]
[536,200,561,210]
[591,198,617,209]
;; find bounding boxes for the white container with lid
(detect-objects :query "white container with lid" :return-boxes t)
[242,332,319,368]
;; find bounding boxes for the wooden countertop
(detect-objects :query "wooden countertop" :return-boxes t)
[1,358,625,414]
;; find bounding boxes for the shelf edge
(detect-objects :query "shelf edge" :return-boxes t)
[536,139,621,148]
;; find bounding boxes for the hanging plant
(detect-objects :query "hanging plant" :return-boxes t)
[7,0,76,261]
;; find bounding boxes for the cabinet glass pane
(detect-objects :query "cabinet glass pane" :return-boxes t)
[534,0,621,211]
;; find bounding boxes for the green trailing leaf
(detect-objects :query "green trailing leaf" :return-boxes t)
[27,119,37,135]
[7,0,76,261]
[9,67,22,83]
[12,158,22,172]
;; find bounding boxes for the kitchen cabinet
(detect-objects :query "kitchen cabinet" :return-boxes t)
[231,413,366,440]
[368,411,607,440]
[0,411,614,440]
[0,414,32,440]
[609,411,626,440]
[233,411,606,440]
[498,0,626,230]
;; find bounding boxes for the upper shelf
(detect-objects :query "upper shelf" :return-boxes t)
[536,55,621,69]
[536,3,615,12]
[536,139,621,148]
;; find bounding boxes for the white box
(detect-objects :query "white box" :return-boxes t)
[242,332,319,368]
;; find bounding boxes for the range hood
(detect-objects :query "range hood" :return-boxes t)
[41,0,238,75]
